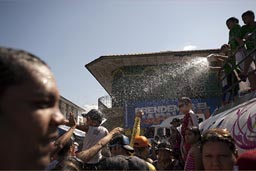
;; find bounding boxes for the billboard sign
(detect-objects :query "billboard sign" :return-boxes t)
[124,98,220,128]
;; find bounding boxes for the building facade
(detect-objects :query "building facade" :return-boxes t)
[86,49,222,132]
[59,96,85,125]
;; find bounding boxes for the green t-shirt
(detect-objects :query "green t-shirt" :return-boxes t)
[223,57,236,74]
[229,24,241,52]
[240,22,256,50]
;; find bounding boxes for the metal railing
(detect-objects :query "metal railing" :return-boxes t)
[219,45,256,101]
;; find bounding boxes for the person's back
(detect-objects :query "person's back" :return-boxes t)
[133,135,153,163]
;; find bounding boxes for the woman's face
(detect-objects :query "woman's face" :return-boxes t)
[0,65,65,169]
[202,141,237,171]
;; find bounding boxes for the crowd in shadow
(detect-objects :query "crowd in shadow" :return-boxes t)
[0,9,256,171]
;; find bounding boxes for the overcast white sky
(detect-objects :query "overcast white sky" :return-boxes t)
[0,0,255,109]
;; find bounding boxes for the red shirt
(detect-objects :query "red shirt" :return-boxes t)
[181,112,193,160]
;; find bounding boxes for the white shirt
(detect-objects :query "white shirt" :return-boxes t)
[82,126,108,164]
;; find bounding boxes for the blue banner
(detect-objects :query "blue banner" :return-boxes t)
[124,98,220,128]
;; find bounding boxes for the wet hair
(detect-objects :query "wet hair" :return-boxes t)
[186,126,201,141]
[226,17,239,24]
[0,47,48,97]
[178,97,192,105]
[82,109,103,125]
[201,128,237,156]
[242,10,255,19]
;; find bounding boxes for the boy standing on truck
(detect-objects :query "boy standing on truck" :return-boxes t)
[239,10,256,90]
[178,97,198,161]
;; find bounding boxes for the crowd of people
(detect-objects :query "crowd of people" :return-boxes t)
[212,10,256,105]
[0,9,256,171]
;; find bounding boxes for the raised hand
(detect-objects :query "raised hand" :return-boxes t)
[68,112,77,127]
[109,127,124,135]
[135,110,144,118]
